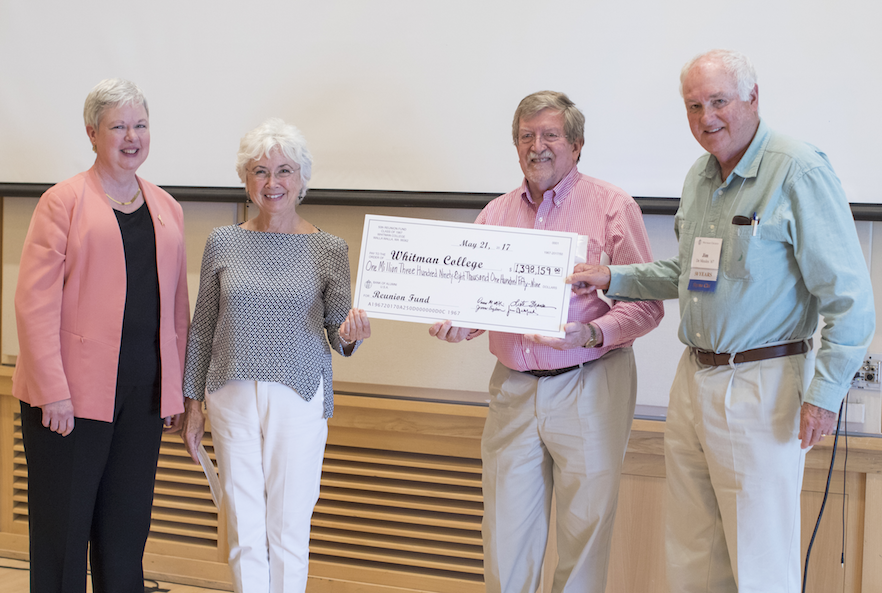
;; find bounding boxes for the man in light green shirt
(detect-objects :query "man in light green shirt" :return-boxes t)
[569,49,874,592]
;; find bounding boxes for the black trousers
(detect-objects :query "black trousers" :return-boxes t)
[20,383,163,593]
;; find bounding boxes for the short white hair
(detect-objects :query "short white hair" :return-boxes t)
[235,118,312,202]
[83,79,148,130]
[680,49,757,100]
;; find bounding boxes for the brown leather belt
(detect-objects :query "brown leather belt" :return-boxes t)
[692,339,812,367]
[524,364,582,378]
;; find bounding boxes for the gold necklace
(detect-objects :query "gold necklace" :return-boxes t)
[105,188,141,206]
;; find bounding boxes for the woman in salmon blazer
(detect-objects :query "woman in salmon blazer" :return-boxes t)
[12,78,189,593]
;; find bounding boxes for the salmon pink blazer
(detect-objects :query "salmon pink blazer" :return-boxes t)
[12,166,190,422]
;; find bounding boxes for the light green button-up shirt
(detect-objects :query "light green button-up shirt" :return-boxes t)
[608,120,874,411]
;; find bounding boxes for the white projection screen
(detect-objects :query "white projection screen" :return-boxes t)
[1,0,880,203]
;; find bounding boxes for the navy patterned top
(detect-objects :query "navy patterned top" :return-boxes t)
[182,225,357,418]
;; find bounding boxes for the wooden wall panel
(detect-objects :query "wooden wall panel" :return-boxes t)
[862,472,882,593]
[1,373,882,593]
[0,394,14,536]
[0,380,489,592]
[307,393,486,592]
[800,470,865,593]
[606,473,667,593]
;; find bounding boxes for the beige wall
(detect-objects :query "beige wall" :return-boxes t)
[0,198,500,393]
[2,197,880,410]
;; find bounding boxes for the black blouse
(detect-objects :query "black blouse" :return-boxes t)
[113,202,160,386]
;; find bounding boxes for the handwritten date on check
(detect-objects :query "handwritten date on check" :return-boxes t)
[353,214,580,337]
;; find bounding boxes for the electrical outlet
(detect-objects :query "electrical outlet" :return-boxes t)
[852,353,882,391]
[847,353,882,434]
[844,388,882,434]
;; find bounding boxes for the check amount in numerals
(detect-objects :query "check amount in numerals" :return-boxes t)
[511,263,563,276]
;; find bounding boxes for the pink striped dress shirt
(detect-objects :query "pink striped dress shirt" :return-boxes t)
[475,166,663,371]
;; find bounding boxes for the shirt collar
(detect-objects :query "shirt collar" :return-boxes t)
[700,118,771,181]
[520,165,580,206]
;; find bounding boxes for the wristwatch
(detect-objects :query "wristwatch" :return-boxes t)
[583,323,599,348]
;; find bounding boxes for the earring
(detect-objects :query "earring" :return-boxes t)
[92,144,97,153]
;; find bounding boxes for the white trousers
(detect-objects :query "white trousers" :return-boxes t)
[665,349,810,593]
[206,379,328,593]
[482,348,637,593]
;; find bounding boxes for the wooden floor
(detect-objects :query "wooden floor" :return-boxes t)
[0,557,227,593]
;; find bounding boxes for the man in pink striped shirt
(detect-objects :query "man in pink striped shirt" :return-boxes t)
[430,91,663,593]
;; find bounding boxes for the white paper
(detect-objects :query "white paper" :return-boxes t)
[689,237,723,283]
[197,444,223,509]
[597,251,614,308]
[354,215,579,337]
[575,235,589,264]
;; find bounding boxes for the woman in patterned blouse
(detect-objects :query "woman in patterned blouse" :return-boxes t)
[180,118,371,593]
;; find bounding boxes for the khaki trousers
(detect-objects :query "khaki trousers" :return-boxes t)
[665,349,810,593]
[482,347,637,593]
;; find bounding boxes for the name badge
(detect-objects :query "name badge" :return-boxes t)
[688,237,722,292]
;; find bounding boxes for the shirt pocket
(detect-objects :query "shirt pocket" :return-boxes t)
[677,219,697,273]
[585,239,604,265]
[722,225,771,282]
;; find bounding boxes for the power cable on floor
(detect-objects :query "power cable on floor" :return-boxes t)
[802,399,845,592]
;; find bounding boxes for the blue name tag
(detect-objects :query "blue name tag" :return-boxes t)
[688,279,717,292]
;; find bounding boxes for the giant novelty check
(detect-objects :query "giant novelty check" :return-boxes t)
[353,215,579,337]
